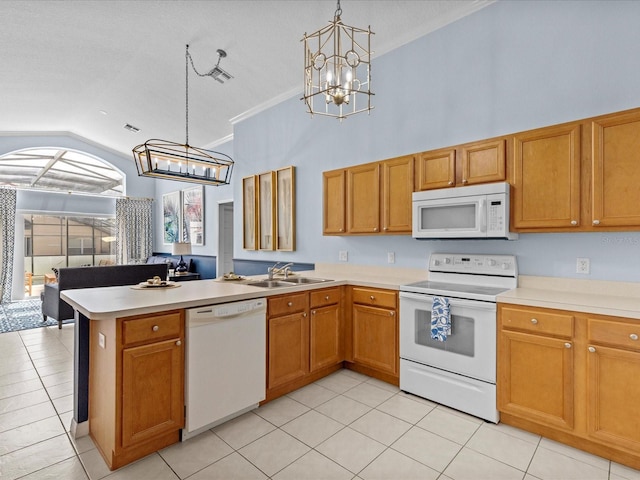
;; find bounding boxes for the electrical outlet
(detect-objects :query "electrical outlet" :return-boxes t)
[576,257,590,274]
[98,332,106,349]
[339,250,348,262]
[387,252,395,264]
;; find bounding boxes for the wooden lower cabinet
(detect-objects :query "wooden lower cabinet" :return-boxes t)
[265,287,343,401]
[586,318,640,453]
[498,304,640,469]
[349,287,399,384]
[89,310,184,470]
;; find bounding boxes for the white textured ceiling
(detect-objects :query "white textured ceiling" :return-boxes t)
[0,0,492,156]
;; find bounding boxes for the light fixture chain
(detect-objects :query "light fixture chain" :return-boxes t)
[335,0,342,18]
[185,45,189,146]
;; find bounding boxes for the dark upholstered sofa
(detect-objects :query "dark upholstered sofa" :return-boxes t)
[42,263,169,329]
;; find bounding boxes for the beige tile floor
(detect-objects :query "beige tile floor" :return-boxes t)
[1,324,640,480]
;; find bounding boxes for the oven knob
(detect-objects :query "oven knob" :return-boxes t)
[487,259,497,266]
[433,260,440,266]
[501,262,510,270]
[444,258,451,264]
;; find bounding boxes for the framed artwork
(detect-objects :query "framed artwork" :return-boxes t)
[257,171,276,250]
[276,166,296,251]
[162,191,181,245]
[182,186,204,246]
[242,175,257,250]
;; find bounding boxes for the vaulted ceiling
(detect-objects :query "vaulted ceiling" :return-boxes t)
[1,1,492,157]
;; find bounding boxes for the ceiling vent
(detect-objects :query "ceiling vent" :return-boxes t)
[123,123,140,133]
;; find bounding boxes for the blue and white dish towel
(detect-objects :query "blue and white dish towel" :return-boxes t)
[431,296,451,342]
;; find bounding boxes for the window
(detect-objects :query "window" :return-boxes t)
[24,215,116,279]
[0,148,124,196]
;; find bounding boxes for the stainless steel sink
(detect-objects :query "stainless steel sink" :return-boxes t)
[245,280,293,288]
[280,277,333,284]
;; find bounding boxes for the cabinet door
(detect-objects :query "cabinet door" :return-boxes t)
[460,138,506,186]
[381,155,414,234]
[415,148,456,190]
[323,170,346,234]
[121,338,184,448]
[587,344,640,452]
[498,329,574,430]
[310,304,342,371]
[592,111,640,227]
[352,304,398,375]
[268,312,309,389]
[347,163,380,233]
[512,124,581,229]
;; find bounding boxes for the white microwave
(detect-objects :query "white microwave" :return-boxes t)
[412,182,518,240]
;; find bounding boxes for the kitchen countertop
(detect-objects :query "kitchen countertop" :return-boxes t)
[497,275,640,319]
[61,263,428,320]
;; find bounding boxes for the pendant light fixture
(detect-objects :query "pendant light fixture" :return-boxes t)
[302,0,374,120]
[133,45,234,186]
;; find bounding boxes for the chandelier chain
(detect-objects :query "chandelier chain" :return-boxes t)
[185,45,190,146]
[335,0,342,18]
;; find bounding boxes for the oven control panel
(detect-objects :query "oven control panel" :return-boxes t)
[429,253,517,277]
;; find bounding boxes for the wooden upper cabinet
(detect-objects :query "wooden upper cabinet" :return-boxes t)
[347,163,380,234]
[592,110,640,227]
[460,138,506,186]
[323,169,346,235]
[512,123,581,229]
[381,155,414,234]
[415,147,456,190]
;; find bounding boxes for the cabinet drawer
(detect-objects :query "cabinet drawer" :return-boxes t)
[500,306,573,338]
[122,311,182,346]
[268,292,309,317]
[352,287,396,309]
[310,287,341,308]
[588,318,640,350]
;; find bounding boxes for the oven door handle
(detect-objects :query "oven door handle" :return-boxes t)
[399,291,497,310]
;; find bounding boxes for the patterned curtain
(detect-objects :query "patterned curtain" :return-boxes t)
[115,197,153,265]
[0,188,17,304]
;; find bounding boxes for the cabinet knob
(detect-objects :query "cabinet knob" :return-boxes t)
[302,312,307,317]
[462,179,468,184]
[593,219,600,225]
[373,227,378,232]
[152,325,159,332]
[588,346,596,353]
[370,295,375,301]
[175,340,182,346]
[630,334,638,341]
[530,318,538,325]
[383,227,388,231]
[570,220,578,226]
[390,311,395,316]
[339,228,343,232]
[287,302,293,307]
[448,181,454,186]
[325,295,330,301]
[311,310,316,315]
[564,342,572,349]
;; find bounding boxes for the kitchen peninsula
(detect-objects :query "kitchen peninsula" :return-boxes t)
[61,265,426,469]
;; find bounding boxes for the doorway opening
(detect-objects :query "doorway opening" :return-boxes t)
[217,201,233,277]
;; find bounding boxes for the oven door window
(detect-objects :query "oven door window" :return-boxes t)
[414,308,474,357]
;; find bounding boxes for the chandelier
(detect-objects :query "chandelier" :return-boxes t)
[133,45,234,186]
[302,0,374,120]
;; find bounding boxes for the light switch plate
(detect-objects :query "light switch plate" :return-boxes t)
[98,332,106,349]
[339,250,348,262]
[387,252,395,264]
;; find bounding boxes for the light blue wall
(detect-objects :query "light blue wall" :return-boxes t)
[232,0,640,282]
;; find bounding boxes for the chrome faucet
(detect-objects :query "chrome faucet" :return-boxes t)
[267,262,294,280]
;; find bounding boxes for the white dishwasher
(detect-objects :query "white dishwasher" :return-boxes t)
[182,298,266,441]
